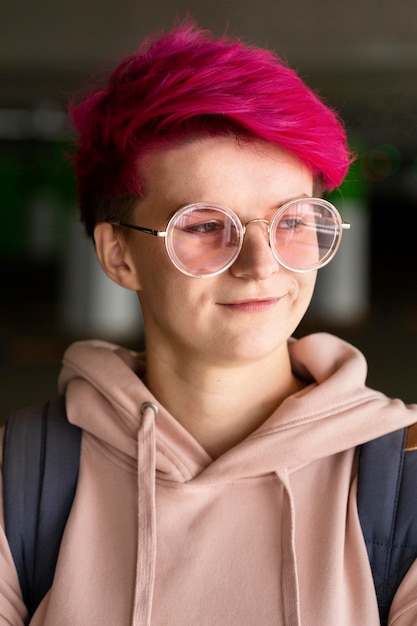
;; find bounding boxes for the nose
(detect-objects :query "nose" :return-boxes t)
[229,219,280,279]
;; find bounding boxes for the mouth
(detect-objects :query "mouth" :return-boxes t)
[218,297,280,313]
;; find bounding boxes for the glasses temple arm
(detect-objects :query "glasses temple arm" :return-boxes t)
[108,220,166,237]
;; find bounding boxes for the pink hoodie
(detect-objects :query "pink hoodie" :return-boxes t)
[1,332,417,625]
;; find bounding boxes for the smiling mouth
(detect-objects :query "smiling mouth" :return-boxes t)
[218,298,280,312]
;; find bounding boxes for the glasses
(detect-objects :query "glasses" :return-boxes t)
[109,197,350,278]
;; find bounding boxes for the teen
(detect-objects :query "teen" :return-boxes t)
[1,22,417,625]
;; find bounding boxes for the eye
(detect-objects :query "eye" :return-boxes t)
[277,217,305,230]
[183,220,225,235]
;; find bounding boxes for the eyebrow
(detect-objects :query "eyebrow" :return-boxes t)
[162,193,315,222]
[274,193,312,207]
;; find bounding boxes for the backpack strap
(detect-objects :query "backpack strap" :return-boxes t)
[2,395,82,618]
[358,427,417,625]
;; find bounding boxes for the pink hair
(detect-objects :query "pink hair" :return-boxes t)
[69,22,351,236]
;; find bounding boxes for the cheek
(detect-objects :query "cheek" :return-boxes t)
[131,238,172,292]
[294,272,317,309]
[305,272,317,297]
[136,251,200,316]
[134,235,218,302]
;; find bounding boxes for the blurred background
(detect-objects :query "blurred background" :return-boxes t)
[1,0,417,417]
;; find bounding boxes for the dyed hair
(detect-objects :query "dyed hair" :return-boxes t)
[69,22,351,238]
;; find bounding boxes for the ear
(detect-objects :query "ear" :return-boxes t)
[94,222,142,291]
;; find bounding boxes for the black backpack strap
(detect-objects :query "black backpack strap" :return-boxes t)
[2,395,82,617]
[358,427,417,625]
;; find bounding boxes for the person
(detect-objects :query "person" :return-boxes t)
[1,20,417,626]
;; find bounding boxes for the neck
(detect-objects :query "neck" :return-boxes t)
[143,346,303,458]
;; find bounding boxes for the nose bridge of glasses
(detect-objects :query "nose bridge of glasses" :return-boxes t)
[236,218,276,269]
[241,218,271,245]
[242,217,270,234]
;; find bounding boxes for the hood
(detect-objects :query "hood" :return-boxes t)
[58,332,417,483]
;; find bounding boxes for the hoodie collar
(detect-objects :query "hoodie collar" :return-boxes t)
[59,333,417,484]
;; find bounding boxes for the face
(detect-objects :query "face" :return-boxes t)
[123,136,316,366]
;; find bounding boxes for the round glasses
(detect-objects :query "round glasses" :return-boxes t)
[109,197,350,278]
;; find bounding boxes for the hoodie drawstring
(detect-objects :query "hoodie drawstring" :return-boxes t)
[132,402,159,626]
[278,470,301,626]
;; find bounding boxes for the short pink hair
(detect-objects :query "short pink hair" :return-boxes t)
[69,22,351,237]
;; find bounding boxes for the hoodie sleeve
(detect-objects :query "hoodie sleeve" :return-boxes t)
[389,559,417,625]
[0,427,29,625]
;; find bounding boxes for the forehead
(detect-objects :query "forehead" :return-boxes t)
[137,135,313,211]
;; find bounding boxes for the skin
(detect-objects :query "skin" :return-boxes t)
[94,136,317,458]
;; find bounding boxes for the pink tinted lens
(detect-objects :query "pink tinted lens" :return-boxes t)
[271,200,340,271]
[166,205,242,276]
